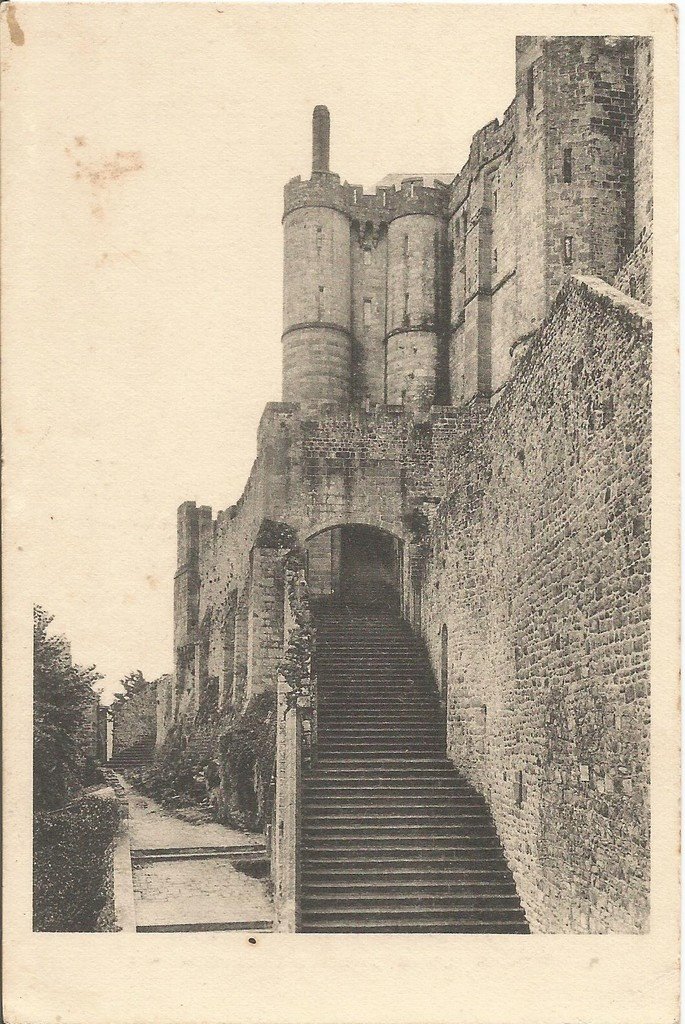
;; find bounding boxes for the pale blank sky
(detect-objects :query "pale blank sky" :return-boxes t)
[4,4,520,699]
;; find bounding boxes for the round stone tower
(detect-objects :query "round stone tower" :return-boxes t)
[386,179,447,411]
[282,107,352,409]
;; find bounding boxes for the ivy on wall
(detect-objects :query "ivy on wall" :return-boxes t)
[278,549,316,712]
[218,690,277,831]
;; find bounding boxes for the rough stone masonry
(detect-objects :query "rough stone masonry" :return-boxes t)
[163,35,652,933]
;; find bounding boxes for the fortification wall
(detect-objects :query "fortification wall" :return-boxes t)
[421,276,651,932]
[633,37,654,245]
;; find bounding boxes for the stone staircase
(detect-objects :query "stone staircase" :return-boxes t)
[301,606,529,933]
[107,738,155,770]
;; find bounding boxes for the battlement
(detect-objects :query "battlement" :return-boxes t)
[284,172,449,224]
[449,103,516,213]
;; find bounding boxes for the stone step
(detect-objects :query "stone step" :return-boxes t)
[302,919,530,934]
[301,909,528,925]
[298,868,511,884]
[317,733,445,743]
[301,839,505,856]
[136,920,273,933]
[314,752,452,762]
[308,765,460,776]
[301,892,524,911]
[305,786,477,799]
[319,701,440,710]
[303,828,499,842]
[303,806,493,820]
[317,739,445,746]
[303,800,487,813]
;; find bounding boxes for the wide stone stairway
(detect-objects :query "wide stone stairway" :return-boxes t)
[301,606,529,933]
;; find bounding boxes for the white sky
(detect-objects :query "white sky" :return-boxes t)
[5,4,520,700]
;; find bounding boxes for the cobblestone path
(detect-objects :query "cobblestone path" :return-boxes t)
[115,776,273,932]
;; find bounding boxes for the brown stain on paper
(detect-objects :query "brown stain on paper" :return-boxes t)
[71,147,144,188]
[4,4,25,46]
[64,138,144,224]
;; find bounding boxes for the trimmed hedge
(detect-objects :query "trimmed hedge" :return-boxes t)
[33,792,121,932]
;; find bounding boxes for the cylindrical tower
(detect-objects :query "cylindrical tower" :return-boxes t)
[282,107,352,409]
[386,180,447,411]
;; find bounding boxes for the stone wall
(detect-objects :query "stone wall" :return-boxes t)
[614,228,653,305]
[421,276,650,932]
[633,37,654,244]
[112,683,157,755]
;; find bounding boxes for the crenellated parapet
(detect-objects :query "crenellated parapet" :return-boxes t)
[284,173,449,226]
[449,104,516,215]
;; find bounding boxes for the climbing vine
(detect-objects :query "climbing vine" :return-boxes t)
[217,690,277,831]
[278,550,316,713]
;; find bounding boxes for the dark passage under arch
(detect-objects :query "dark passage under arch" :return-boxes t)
[305,524,402,615]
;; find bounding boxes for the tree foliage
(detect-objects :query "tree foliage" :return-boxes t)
[33,605,102,812]
[109,668,153,712]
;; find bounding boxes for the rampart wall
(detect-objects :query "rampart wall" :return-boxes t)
[421,276,651,932]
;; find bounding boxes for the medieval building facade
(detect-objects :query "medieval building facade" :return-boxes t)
[162,36,652,933]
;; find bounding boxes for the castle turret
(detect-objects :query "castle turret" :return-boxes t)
[386,180,448,410]
[282,106,352,409]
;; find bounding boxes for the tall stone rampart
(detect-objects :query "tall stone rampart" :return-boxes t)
[421,276,651,932]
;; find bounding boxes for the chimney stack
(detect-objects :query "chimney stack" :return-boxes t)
[312,105,330,173]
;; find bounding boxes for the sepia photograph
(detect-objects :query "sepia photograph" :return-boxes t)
[2,3,679,1023]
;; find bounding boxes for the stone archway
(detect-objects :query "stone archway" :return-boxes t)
[305,523,404,616]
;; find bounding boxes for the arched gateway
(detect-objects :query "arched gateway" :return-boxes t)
[305,524,403,616]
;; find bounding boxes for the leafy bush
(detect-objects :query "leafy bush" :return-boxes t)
[218,691,276,831]
[34,793,121,932]
[33,606,102,812]
[130,723,213,812]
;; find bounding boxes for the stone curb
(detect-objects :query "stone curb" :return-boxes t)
[112,794,137,933]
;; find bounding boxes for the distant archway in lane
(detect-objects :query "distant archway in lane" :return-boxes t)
[305,524,403,616]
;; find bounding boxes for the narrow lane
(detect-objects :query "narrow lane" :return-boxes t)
[113,775,273,932]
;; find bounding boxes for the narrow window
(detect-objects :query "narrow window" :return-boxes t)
[317,285,324,319]
[527,66,535,110]
[352,188,359,203]
[563,236,573,265]
[563,147,572,183]
[316,226,323,251]
[403,233,410,257]
[516,770,524,807]
[363,298,372,327]
[492,248,498,274]
[404,291,410,319]
[382,190,387,208]
[629,275,637,298]
[410,182,416,198]
[493,188,498,213]
[440,625,448,694]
